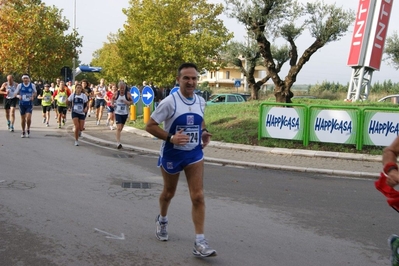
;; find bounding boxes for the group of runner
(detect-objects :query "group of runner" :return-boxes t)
[1,75,132,147]
[1,63,219,258]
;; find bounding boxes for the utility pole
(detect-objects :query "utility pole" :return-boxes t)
[72,0,76,83]
[244,33,249,92]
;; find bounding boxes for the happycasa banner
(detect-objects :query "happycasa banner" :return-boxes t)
[363,110,399,146]
[260,105,306,141]
[309,109,358,144]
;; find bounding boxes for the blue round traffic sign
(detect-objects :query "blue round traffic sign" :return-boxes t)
[141,86,154,106]
[170,87,179,94]
[130,86,140,104]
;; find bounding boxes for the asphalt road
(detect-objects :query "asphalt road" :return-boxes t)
[0,110,397,266]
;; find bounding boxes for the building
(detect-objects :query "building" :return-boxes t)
[198,62,268,90]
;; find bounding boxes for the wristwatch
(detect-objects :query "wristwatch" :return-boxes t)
[167,133,174,143]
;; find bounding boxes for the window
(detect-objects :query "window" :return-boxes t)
[226,71,230,79]
[227,95,237,102]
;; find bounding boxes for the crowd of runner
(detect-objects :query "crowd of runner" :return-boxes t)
[0,74,133,148]
[1,63,218,258]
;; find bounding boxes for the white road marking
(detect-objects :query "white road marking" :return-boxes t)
[94,228,125,240]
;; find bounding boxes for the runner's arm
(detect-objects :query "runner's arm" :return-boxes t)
[201,120,212,148]
[13,85,20,98]
[32,84,37,99]
[124,92,133,105]
[383,136,399,187]
[0,82,7,94]
[145,119,170,142]
[37,92,44,99]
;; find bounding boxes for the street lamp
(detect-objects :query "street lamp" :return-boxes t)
[72,0,76,82]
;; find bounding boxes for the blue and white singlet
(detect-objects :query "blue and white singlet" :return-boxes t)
[151,90,206,160]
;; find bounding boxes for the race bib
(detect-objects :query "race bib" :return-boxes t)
[7,87,15,98]
[73,104,83,112]
[173,125,200,151]
[44,96,51,102]
[59,96,66,103]
[116,104,126,112]
[22,94,31,102]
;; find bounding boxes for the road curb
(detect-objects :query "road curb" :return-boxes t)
[122,126,381,162]
[81,131,379,179]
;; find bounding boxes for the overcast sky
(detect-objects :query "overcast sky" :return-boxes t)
[42,0,399,85]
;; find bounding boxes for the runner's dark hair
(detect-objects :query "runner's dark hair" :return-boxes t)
[177,63,198,76]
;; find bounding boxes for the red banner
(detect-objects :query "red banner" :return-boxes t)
[366,0,393,70]
[347,0,373,66]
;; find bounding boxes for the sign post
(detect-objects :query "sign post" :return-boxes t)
[130,86,140,121]
[234,80,241,93]
[346,0,394,101]
[141,86,154,124]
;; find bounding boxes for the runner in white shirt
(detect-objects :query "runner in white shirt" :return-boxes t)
[112,81,132,149]
[95,78,107,125]
[67,83,88,146]
[0,75,18,132]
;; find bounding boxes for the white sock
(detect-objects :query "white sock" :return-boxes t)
[159,215,168,223]
[196,234,205,243]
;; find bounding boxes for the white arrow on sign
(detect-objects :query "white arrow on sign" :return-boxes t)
[143,92,153,100]
[132,91,139,99]
[94,228,125,240]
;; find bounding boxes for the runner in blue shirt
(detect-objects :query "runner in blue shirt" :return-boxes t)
[145,63,216,257]
[14,74,37,138]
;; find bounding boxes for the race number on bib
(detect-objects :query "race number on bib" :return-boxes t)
[173,125,200,151]
[73,104,83,112]
[7,87,15,98]
[59,96,66,103]
[22,94,31,101]
[117,104,126,112]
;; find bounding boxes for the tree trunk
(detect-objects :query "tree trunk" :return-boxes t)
[250,86,258,100]
[249,83,258,100]
[274,83,294,103]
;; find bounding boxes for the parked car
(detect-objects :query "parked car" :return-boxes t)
[237,93,251,101]
[206,93,246,105]
[378,95,399,103]
[292,95,317,99]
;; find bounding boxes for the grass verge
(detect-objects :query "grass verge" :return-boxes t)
[127,99,398,155]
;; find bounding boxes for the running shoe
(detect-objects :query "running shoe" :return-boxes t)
[62,119,65,125]
[106,120,110,126]
[74,141,79,146]
[96,120,100,126]
[10,126,14,132]
[110,126,114,130]
[117,143,122,149]
[21,132,25,138]
[389,234,399,266]
[46,123,49,127]
[7,120,10,129]
[58,124,61,129]
[26,130,30,138]
[42,118,46,123]
[155,215,168,241]
[193,239,217,257]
